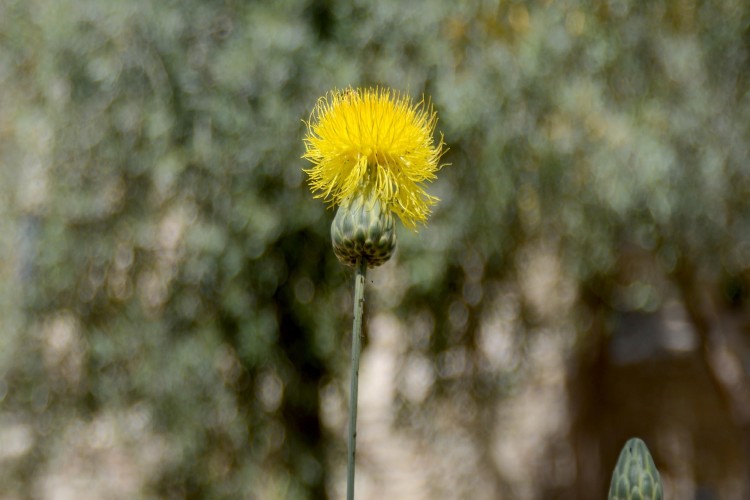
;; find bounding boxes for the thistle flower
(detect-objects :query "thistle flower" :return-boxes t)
[302,87,446,230]
[301,88,446,498]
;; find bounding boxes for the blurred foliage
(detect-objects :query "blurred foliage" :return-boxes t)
[1,0,750,498]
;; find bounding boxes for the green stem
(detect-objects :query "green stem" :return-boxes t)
[347,258,367,500]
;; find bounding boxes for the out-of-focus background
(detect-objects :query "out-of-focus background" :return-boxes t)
[2,0,750,498]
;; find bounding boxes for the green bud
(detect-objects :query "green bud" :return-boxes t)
[608,438,663,500]
[331,194,396,268]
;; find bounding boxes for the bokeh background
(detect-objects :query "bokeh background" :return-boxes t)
[2,0,750,498]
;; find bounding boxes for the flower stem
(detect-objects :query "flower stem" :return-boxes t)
[347,258,367,500]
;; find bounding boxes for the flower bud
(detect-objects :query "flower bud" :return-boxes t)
[608,437,663,500]
[331,193,396,268]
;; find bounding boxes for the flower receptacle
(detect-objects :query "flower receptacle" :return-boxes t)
[331,193,396,268]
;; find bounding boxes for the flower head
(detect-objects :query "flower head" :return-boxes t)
[302,87,446,229]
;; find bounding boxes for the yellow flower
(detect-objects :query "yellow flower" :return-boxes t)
[302,87,446,229]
